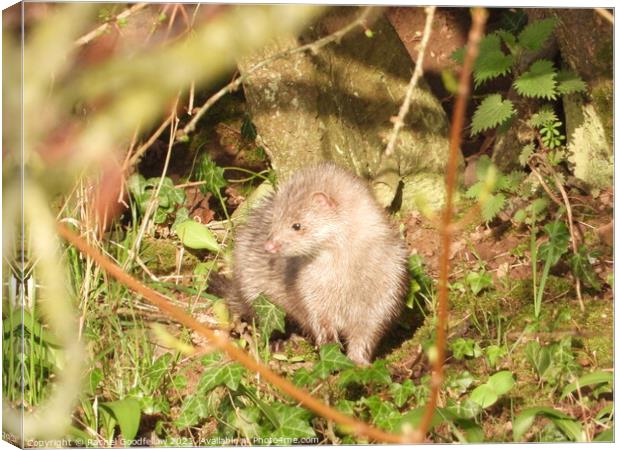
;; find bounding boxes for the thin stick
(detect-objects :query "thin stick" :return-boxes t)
[125,115,174,170]
[552,174,585,312]
[74,3,148,48]
[384,6,436,157]
[56,223,406,444]
[177,6,374,140]
[529,164,563,206]
[595,8,614,25]
[415,7,488,441]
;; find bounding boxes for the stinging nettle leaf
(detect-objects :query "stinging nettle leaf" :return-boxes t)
[556,70,587,95]
[518,17,557,51]
[471,94,516,135]
[474,50,514,87]
[513,59,557,99]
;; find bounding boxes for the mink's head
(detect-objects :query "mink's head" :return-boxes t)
[263,189,342,258]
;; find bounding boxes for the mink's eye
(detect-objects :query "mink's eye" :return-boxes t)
[291,223,302,231]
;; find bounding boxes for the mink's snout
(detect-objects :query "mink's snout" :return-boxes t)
[264,239,281,254]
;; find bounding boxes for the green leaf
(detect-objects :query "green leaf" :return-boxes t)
[313,343,354,379]
[539,220,570,265]
[518,17,557,51]
[198,361,245,393]
[495,29,518,51]
[240,115,257,141]
[570,245,602,291]
[450,338,474,360]
[474,50,514,87]
[390,380,416,407]
[466,270,493,294]
[175,219,220,252]
[486,371,515,396]
[561,371,613,398]
[499,10,527,34]
[481,193,506,222]
[594,428,613,442]
[363,396,401,431]
[525,340,551,378]
[471,94,516,135]
[519,144,535,167]
[460,420,485,443]
[469,384,498,408]
[485,344,507,368]
[555,70,586,95]
[445,398,481,420]
[175,395,212,428]
[100,398,141,441]
[144,353,173,392]
[253,294,286,339]
[513,59,557,99]
[195,153,227,196]
[513,406,574,441]
[271,403,316,439]
[529,105,558,128]
[292,367,318,387]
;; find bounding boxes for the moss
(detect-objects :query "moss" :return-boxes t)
[590,80,613,147]
[141,237,200,274]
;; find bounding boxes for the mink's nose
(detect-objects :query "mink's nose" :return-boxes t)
[264,240,280,254]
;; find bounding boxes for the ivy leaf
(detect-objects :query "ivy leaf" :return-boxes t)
[481,193,506,222]
[539,220,570,265]
[474,50,514,87]
[556,70,587,95]
[471,94,516,135]
[363,396,402,431]
[253,295,286,339]
[271,403,316,439]
[570,245,602,291]
[292,367,318,387]
[518,17,557,51]
[195,153,227,196]
[514,59,557,99]
[390,380,416,407]
[198,361,245,393]
[313,343,354,379]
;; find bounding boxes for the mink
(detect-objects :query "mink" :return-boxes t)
[232,162,408,365]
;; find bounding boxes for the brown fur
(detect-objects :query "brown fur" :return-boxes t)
[232,162,408,365]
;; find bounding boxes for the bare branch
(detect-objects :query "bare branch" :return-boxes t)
[384,6,435,157]
[177,6,375,141]
[74,3,148,48]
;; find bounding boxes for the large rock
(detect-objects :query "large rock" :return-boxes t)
[239,7,452,211]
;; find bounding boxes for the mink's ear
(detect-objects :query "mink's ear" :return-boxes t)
[311,191,337,209]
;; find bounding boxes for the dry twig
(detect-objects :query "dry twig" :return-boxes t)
[74,3,148,48]
[384,6,436,157]
[177,6,375,140]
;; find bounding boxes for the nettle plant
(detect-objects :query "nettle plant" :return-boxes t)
[452,17,587,137]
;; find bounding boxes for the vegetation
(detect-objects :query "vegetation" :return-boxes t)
[2,4,612,447]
